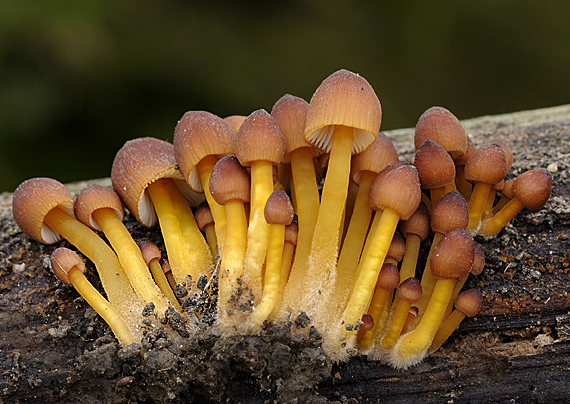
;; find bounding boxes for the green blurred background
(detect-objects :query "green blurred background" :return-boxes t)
[1,0,569,193]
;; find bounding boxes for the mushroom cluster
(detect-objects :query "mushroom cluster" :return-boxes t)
[11,69,552,369]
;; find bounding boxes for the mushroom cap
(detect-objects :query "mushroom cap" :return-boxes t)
[387,231,406,263]
[399,202,430,241]
[470,242,486,276]
[512,167,552,211]
[500,178,515,199]
[50,247,85,285]
[413,139,456,189]
[360,314,374,332]
[414,106,467,159]
[12,177,75,244]
[397,277,422,303]
[304,69,382,154]
[173,111,236,192]
[454,137,476,166]
[430,190,469,235]
[376,263,401,290]
[430,228,475,280]
[264,190,294,226]
[271,94,318,158]
[235,109,287,167]
[138,241,161,266]
[75,185,125,232]
[454,288,482,317]
[487,139,513,173]
[111,137,203,228]
[464,143,507,184]
[223,115,246,134]
[351,132,399,184]
[209,155,251,205]
[194,202,215,232]
[369,163,421,220]
[284,220,299,245]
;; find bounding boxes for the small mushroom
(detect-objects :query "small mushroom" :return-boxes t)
[50,247,136,346]
[195,202,217,256]
[382,277,422,348]
[414,139,457,204]
[414,106,467,159]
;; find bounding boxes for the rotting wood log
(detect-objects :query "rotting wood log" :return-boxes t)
[1,105,569,403]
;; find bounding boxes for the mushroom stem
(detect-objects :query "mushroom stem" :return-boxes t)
[146,178,212,286]
[455,165,472,200]
[382,299,413,348]
[467,182,492,233]
[356,288,392,350]
[92,207,171,314]
[479,198,525,238]
[67,266,135,346]
[398,233,422,282]
[414,232,444,317]
[44,207,142,333]
[428,308,466,353]
[243,159,274,299]
[197,155,227,251]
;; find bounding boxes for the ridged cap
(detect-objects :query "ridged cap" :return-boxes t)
[397,277,422,303]
[50,247,85,285]
[413,139,456,189]
[512,167,552,211]
[414,106,467,158]
[75,185,124,231]
[430,228,475,280]
[138,241,161,266]
[264,190,294,226]
[376,263,401,290]
[351,132,399,184]
[209,155,251,205]
[464,143,507,184]
[399,202,430,241]
[430,191,469,234]
[369,163,421,220]
[454,288,482,317]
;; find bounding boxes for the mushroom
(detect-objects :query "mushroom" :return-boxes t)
[50,247,136,346]
[356,263,400,352]
[464,142,507,233]
[138,241,182,312]
[492,177,515,215]
[75,184,172,315]
[382,277,422,348]
[481,139,513,219]
[295,69,382,321]
[479,167,552,238]
[247,190,294,332]
[12,177,142,335]
[414,106,467,159]
[235,109,287,301]
[454,137,476,200]
[398,202,430,282]
[111,137,213,292]
[429,288,482,353]
[223,115,246,133]
[270,95,321,319]
[414,139,457,204]
[195,202,217,256]
[208,155,251,327]
[390,228,474,369]
[270,220,298,320]
[173,111,236,253]
[326,163,420,359]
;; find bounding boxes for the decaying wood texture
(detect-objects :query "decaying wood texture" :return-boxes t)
[1,105,569,403]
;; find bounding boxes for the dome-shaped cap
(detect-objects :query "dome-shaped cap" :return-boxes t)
[399,202,430,241]
[50,247,85,285]
[464,143,507,184]
[414,106,467,159]
[413,139,456,189]
[138,241,161,266]
[397,277,422,303]
[512,168,552,211]
[111,137,203,227]
[209,155,251,205]
[173,111,235,192]
[431,228,475,280]
[12,177,75,244]
[369,163,421,220]
[351,132,399,184]
[264,190,294,226]
[454,288,482,317]
[75,185,124,232]
[430,191,469,234]
[376,263,400,290]
[305,69,382,154]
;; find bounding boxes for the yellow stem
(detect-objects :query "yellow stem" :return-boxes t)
[198,155,227,252]
[399,234,422,282]
[479,198,525,238]
[415,232,445,321]
[455,165,472,201]
[203,223,218,257]
[429,309,466,353]
[382,300,412,348]
[68,266,135,346]
[270,240,295,320]
[429,187,447,206]
[356,287,392,351]
[467,182,492,234]
[148,259,182,312]
[244,160,274,300]
[44,207,142,336]
[93,208,171,314]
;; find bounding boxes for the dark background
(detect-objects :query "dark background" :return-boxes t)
[1,1,569,193]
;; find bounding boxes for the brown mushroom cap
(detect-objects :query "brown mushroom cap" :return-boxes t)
[369,163,422,220]
[304,69,382,154]
[271,94,316,158]
[235,109,287,167]
[194,202,215,232]
[454,137,476,166]
[464,143,507,184]
[12,177,75,244]
[173,110,236,192]
[470,242,486,276]
[487,139,513,173]
[430,190,469,234]
[430,228,475,280]
[387,231,406,263]
[209,155,251,205]
[500,178,515,199]
[413,139,456,189]
[284,221,299,246]
[376,263,401,290]
[111,137,203,227]
[397,277,422,303]
[360,314,375,332]
[351,132,399,184]
[414,106,467,158]
[399,202,431,241]
[223,115,246,134]
[138,241,161,266]
[50,247,86,285]
[264,190,294,226]
[512,167,553,211]
[75,185,125,232]
[454,288,482,317]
